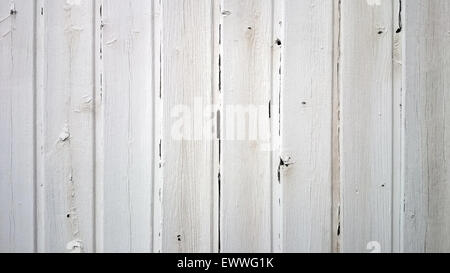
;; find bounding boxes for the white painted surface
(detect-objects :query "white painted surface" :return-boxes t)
[403,0,450,253]
[160,0,215,253]
[0,0,35,253]
[340,0,394,253]
[35,0,95,253]
[280,0,333,252]
[1,0,450,253]
[220,0,272,253]
[392,0,404,253]
[100,0,154,252]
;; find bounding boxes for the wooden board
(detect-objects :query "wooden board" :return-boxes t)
[35,0,95,253]
[392,0,404,253]
[100,0,154,253]
[339,0,393,253]
[403,0,450,253]
[280,0,334,253]
[0,0,36,253]
[220,0,273,253]
[160,0,216,253]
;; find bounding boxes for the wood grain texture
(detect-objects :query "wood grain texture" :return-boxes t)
[36,0,95,253]
[0,0,35,253]
[220,0,273,252]
[271,0,283,253]
[152,0,163,253]
[3,0,450,253]
[340,0,393,253]
[160,0,215,253]
[403,0,450,253]
[280,0,333,252]
[392,0,403,253]
[331,0,341,253]
[93,0,104,253]
[100,0,154,253]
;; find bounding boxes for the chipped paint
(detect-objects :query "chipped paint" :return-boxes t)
[1,0,450,254]
[66,239,83,253]
[59,124,70,142]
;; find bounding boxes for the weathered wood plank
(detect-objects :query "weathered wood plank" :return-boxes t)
[220,0,273,252]
[152,0,163,253]
[403,0,450,253]
[340,0,393,252]
[331,0,341,253]
[392,0,403,253]
[100,0,154,253]
[93,0,104,253]
[280,0,333,252]
[0,0,36,253]
[160,0,215,252]
[36,0,95,253]
[271,0,283,253]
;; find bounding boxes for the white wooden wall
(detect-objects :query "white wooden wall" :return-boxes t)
[1,0,450,253]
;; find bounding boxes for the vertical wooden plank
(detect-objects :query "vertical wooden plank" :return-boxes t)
[221,0,273,252]
[331,0,342,253]
[36,0,95,252]
[152,0,163,253]
[392,0,403,253]
[35,0,45,253]
[0,0,35,253]
[340,0,393,252]
[100,0,153,253]
[280,0,333,252]
[212,0,221,254]
[271,0,283,253]
[161,0,215,252]
[404,0,450,252]
[93,0,104,253]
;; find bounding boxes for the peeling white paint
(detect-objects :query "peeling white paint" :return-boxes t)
[59,124,70,142]
[66,239,83,253]
[1,0,450,254]
[105,38,117,45]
